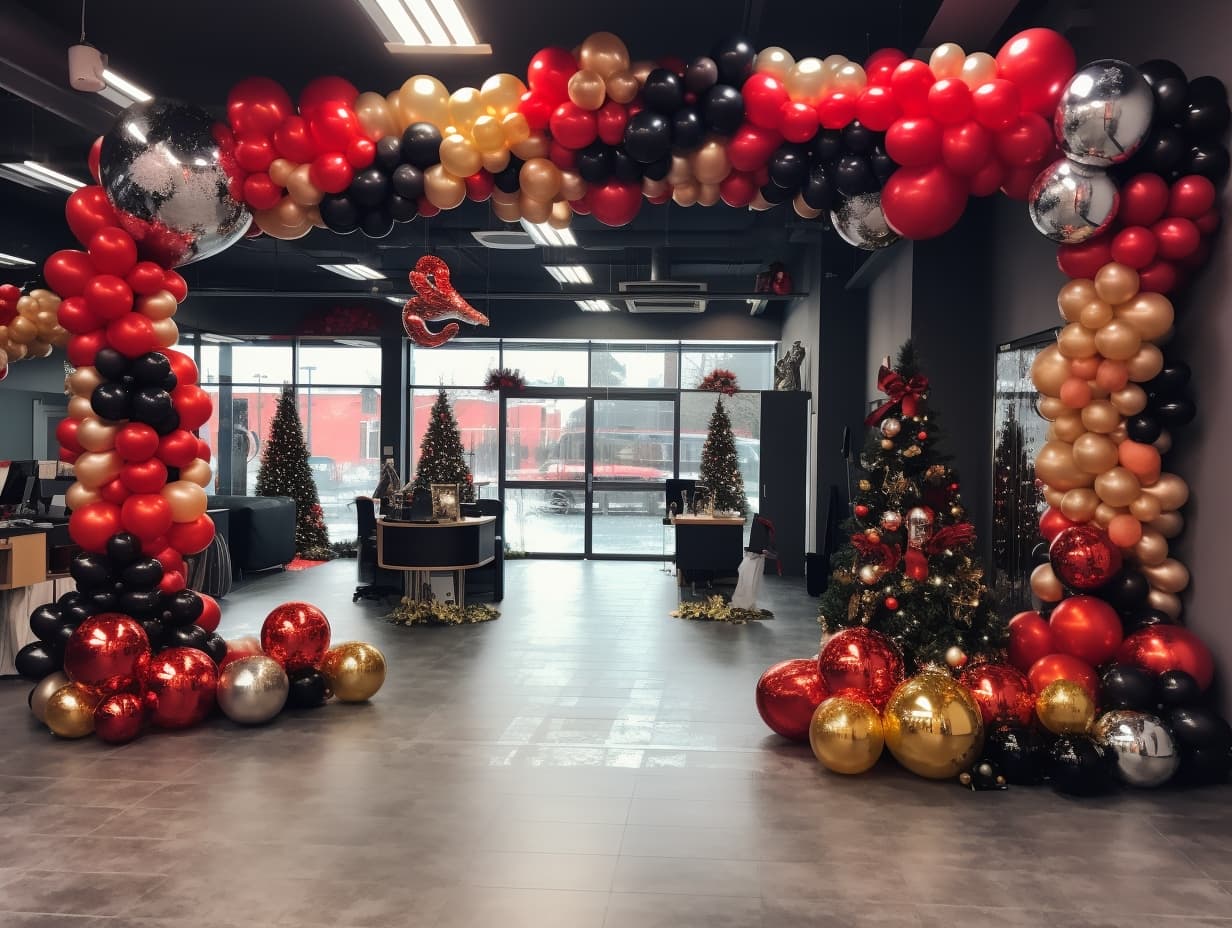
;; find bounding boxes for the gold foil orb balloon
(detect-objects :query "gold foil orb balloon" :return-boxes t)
[320,642,386,703]
[1036,679,1096,735]
[809,694,884,775]
[44,683,100,738]
[29,671,70,724]
[882,671,984,779]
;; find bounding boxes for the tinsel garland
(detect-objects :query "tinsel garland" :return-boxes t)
[387,598,500,626]
[671,595,773,624]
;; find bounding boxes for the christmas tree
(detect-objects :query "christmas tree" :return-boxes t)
[818,342,1006,668]
[255,384,333,560]
[991,411,1043,605]
[413,388,475,503]
[698,396,748,516]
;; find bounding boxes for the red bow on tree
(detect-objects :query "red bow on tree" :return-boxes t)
[864,361,929,426]
[851,533,902,573]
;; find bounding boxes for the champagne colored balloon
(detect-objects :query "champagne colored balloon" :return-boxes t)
[831,63,867,94]
[45,683,100,738]
[6,343,26,362]
[1043,486,1066,509]
[642,177,668,198]
[1093,320,1142,361]
[399,75,450,128]
[1031,563,1065,602]
[1036,679,1095,735]
[698,183,721,207]
[667,155,693,185]
[423,165,466,210]
[480,73,526,118]
[1079,300,1114,329]
[690,140,732,185]
[518,192,552,224]
[491,198,521,222]
[1125,344,1164,382]
[1153,431,1173,455]
[68,395,93,420]
[179,458,212,487]
[673,183,699,207]
[1058,279,1097,321]
[65,482,101,510]
[471,116,506,154]
[822,54,849,75]
[1031,345,1071,396]
[447,87,484,131]
[75,451,122,489]
[606,70,639,104]
[440,133,482,177]
[27,340,53,359]
[560,170,587,201]
[501,112,531,146]
[1094,502,1127,527]
[162,479,208,523]
[929,42,966,79]
[882,671,984,779]
[490,188,517,206]
[1142,558,1190,594]
[756,46,796,80]
[1117,292,1174,341]
[631,60,655,85]
[387,89,409,130]
[16,294,37,317]
[1108,513,1143,547]
[510,131,549,160]
[520,158,562,201]
[77,417,118,453]
[482,148,512,174]
[1130,492,1162,522]
[1142,473,1189,511]
[68,366,103,398]
[793,194,822,219]
[568,69,607,110]
[1081,400,1121,434]
[286,164,323,207]
[1108,422,1128,444]
[268,158,294,187]
[960,52,998,89]
[137,290,178,320]
[274,196,312,231]
[1038,396,1067,421]
[1035,440,1093,491]
[1094,262,1140,304]
[1110,384,1148,416]
[786,58,827,105]
[1147,588,1182,620]
[29,671,70,724]
[1072,432,1119,474]
[1133,527,1169,566]
[151,318,178,349]
[548,200,573,230]
[809,694,884,775]
[35,309,59,337]
[355,91,397,140]
[1094,466,1141,507]
[1061,487,1100,521]
[578,32,631,79]
[10,316,36,343]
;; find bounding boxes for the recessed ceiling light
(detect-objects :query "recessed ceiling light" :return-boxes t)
[520,219,576,248]
[98,68,152,107]
[0,161,86,193]
[356,0,491,53]
[576,300,614,312]
[545,265,592,285]
[0,252,35,266]
[320,263,386,280]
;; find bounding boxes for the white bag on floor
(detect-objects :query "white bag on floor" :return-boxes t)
[731,551,765,610]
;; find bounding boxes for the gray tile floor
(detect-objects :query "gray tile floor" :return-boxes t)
[1,559,1230,927]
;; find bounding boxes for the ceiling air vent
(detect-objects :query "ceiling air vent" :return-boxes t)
[619,280,707,313]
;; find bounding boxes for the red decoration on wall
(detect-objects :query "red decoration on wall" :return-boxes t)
[401,256,489,348]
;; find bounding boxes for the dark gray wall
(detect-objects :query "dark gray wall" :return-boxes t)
[0,358,67,460]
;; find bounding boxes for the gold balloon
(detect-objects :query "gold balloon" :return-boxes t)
[560,170,587,201]
[1153,430,1173,455]
[286,164,323,207]
[68,395,93,420]
[1091,319,1140,361]
[10,316,36,343]
[756,46,796,80]
[1038,396,1067,421]
[6,342,27,362]
[1117,292,1174,341]
[34,309,59,337]
[1149,510,1184,539]
[1057,279,1097,321]
[27,340,53,359]
[667,155,693,186]
[67,366,103,398]
[491,198,521,222]
[30,671,70,724]
[180,458,212,488]
[697,183,721,207]
[1030,345,1070,396]
[1035,680,1094,735]
[1094,466,1141,507]
[320,642,386,702]
[690,139,731,185]
[1035,440,1093,491]
[1080,400,1121,434]
[448,87,484,131]
[518,192,552,224]
[548,200,573,230]
[960,52,998,89]
[490,188,517,206]
[479,73,526,118]
[1129,492,1162,522]
[500,112,531,146]
[510,131,549,160]
[578,32,630,80]
[268,158,295,187]
[45,683,99,738]
[520,158,562,201]
[882,672,983,780]
[1147,588,1183,620]
[387,89,408,130]
[423,165,466,210]
[1031,563,1065,602]
[1110,384,1148,416]
[137,290,178,321]
[151,317,179,349]
[793,194,821,219]
[809,694,884,775]
[1078,300,1114,329]
[1052,411,1086,443]
[440,133,483,177]
[471,116,506,154]
[77,417,118,453]
[1142,558,1189,594]
[482,148,512,174]
[399,75,450,128]
[1094,262,1140,304]
[74,451,122,489]
[642,177,668,198]
[929,42,966,79]
[605,70,639,104]
[1132,528,1169,566]
[568,69,607,110]
[672,182,699,207]
[1094,502,1127,527]
[1072,432,1119,474]
[1125,343,1164,382]
[1142,472,1189,511]
[162,480,208,523]
[830,63,867,94]
[1061,487,1100,522]
[354,91,397,140]
[65,482,101,510]
[786,57,827,105]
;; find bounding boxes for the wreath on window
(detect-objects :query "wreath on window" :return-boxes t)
[698,368,739,396]
[484,367,526,392]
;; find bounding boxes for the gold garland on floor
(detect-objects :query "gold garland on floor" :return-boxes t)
[387,598,500,626]
[671,595,773,624]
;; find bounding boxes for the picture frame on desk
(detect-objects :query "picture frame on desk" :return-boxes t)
[431,484,461,522]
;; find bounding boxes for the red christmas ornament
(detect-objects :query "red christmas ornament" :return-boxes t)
[1049,596,1123,666]
[1049,524,1122,591]
[1028,652,1098,699]
[817,627,904,710]
[64,614,151,695]
[755,658,829,741]
[1007,610,1054,672]
[94,692,144,744]
[884,596,899,611]
[260,602,331,671]
[903,548,929,581]
[1117,626,1214,691]
[142,647,218,729]
[916,431,928,441]
[853,504,870,518]
[959,662,1034,726]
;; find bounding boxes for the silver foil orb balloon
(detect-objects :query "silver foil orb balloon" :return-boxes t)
[1028,159,1120,243]
[1093,710,1180,788]
[99,100,251,267]
[216,655,289,725]
[831,192,901,250]
[1056,60,1154,166]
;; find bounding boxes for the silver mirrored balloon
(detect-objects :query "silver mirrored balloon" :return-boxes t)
[1093,710,1180,788]
[1028,159,1120,243]
[99,100,251,268]
[831,192,901,250]
[216,655,288,725]
[1056,60,1154,166]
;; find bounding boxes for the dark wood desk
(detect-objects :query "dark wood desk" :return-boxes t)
[673,514,745,584]
[377,516,496,607]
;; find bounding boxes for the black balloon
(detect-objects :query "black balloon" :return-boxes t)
[1151,77,1189,124]
[70,554,113,592]
[1168,706,1232,752]
[701,85,744,135]
[57,590,87,612]
[643,68,685,115]
[759,181,792,205]
[493,158,523,193]
[1155,398,1196,425]
[54,622,76,650]
[390,164,424,201]
[60,598,93,626]
[374,136,403,173]
[870,146,897,186]
[15,642,60,680]
[1148,362,1191,396]
[1156,670,1202,709]
[163,589,204,627]
[1099,664,1156,711]
[1184,99,1231,140]
[1126,413,1162,443]
[94,347,129,381]
[643,157,671,182]
[1138,128,1186,174]
[575,144,611,183]
[1124,607,1174,633]
[129,352,171,385]
[611,147,643,182]
[1178,746,1232,784]
[842,121,877,155]
[834,154,876,197]
[88,591,118,613]
[624,111,672,164]
[319,194,360,234]
[1139,59,1187,88]
[169,624,208,651]
[152,410,181,436]
[140,618,166,650]
[360,208,395,239]
[685,56,719,94]
[401,122,443,169]
[712,35,756,87]
[91,383,130,421]
[350,168,390,208]
[287,668,329,708]
[1102,569,1150,612]
[671,107,705,152]
[985,723,1045,784]
[802,165,834,211]
[1185,142,1230,183]
[28,604,62,642]
[121,557,164,590]
[1188,75,1228,105]
[130,387,172,426]
[1047,735,1114,795]
[768,145,808,189]
[203,633,227,664]
[388,194,417,222]
[122,590,163,620]
[810,129,843,165]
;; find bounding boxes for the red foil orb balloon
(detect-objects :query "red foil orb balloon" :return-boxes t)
[1117,626,1214,691]
[94,692,144,744]
[1028,652,1098,699]
[260,602,331,671]
[63,614,151,695]
[1049,595,1123,666]
[817,627,905,710]
[958,662,1034,726]
[142,646,218,729]
[755,659,829,741]
[1049,524,1123,591]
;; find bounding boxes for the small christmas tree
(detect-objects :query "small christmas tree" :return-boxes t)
[818,341,1006,668]
[991,411,1043,605]
[256,384,332,560]
[413,388,475,503]
[698,396,748,516]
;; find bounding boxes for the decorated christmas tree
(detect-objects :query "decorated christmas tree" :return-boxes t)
[698,396,748,516]
[991,411,1043,603]
[818,342,1006,668]
[413,388,475,503]
[256,384,332,560]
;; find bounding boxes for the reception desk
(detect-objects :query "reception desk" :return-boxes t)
[673,514,745,584]
[0,523,77,676]
[377,516,496,607]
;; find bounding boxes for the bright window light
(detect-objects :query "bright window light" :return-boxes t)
[320,263,386,280]
[99,68,152,106]
[0,161,86,193]
[357,0,488,51]
[0,252,35,266]
[576,300,614,312]
[520,218,576,248]
[545,265,592,285]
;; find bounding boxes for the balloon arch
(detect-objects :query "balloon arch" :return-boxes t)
[11,27,1231,784]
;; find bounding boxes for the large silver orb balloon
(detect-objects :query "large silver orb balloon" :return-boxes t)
[1028,159,1120,243]
[216,655,289,725]
[99,100,251,268]
[1093,710,1180,788]
[831,192,901,250]
[29,671,70,724]
[1056,60,1154,166]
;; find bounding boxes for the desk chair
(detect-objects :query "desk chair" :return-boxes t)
[466,498,504,601]
[353,496,402,602]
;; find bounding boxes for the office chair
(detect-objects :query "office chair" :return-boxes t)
[467,497,504,601]
[353,496,402,602]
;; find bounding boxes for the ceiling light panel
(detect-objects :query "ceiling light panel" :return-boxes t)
[0,161,86,193]
[0,252,35,266]
[546,265,592,285]
[357,0,489,51]
[320,263,386,280]
[576,300,614,312]
[520,219,576,247]
[99,68,153,106]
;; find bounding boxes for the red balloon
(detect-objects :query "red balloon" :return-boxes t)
[234,132,276,173]
[219,635,263,671]
[886,117,942,167]
[1038,506,1077,542]
[588,180,642,227]
[971,79,1022,131]
[120,458,168,495]
[1049,595,1123,666]
[1110,226,1158,269]
[241,174,281,213]
[1008,610,1055,672]
[743,74,789,130]
[310,152,353,194]
[67,330,107,368]
[261,602,331,671]
[549,102,597,150]
[527,47,577,105]
[1000,163,1042,201]
[941,121,993,176]
[142,646,218,729]
[44,250,96,298]
[299,76,359,116]
[1119,173,1170,226]
[1050,524,1123,591]
[308,101,361,153]
[928,79,973,125]
[85,275,134,321]
[1117,626,1214,691]
[719,170,758,207]
[56,418,83,454]
[855,86,901,132]
[1028,652,1098,699]
[1056,238,1113,278]
[87,227,138,276]
[817,627,904,710]
[172,385,212,431]
[158,429,199,468]
[1168,175,1216,218]
[548,141,576,171]
[158,569,186,594]
[168,515,215,556]
[958,662,1034,725]
[1152,217,1201,261]
[87,136,103,184]
[1194,207,1221,237]
[417,197,441,218]
[595,101,628,146]
[114,424,159,463]
[347,136,376,169]
[882,165,967,239]
[126,262,168,296]
[94,692,144,744]
[65,186,119,245]
[154,545,185,578]
[1138,260,1179,294]
[273,116,316,163]
[163,271,188,303]
[816,92,857,130]
[197,593,222,634]
[107,313,158,358]
[865,48,908,87]
[64,614,151,695]
[227,77,294,135]
[967,159,1006,197]
[779,102,820,143]
[890,59,936,117]
[755,658,829,741]
[994,27,1077,116]
[69,501,122,553]
[995,113,1053,166]
[122,494,174,541]
[56,296,101,335]
[195,438,212,461]
[465,171,494,202]
[518,91,554,131]
[160,349,199,386]
[728,123,783,172]
[99,477,130,506]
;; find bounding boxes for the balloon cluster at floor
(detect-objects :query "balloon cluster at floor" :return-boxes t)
[23,598,385,743]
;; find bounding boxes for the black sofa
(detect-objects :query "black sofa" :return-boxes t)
[206,495,296,574]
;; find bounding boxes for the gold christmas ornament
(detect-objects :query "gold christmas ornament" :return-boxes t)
[902,445,922,457]
[858,564,883,586]
[809,694,884,775]
[881,439,894,450]
[880,417,902,437]
[858,479,872,492]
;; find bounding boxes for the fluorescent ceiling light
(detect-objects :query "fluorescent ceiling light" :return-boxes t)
[0,252,35,266]
[520,219,576,248]
[386,295,409,304]
[357,0,490,52]
[199,333,244,344]
[335,338,379,348]
[97,68,153,107]
[545,265,592,285]
[0,161,86,193]
[320,263,386,280]
[576,300,614,313]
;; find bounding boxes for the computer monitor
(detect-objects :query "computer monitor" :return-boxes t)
[0,460,37,509]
